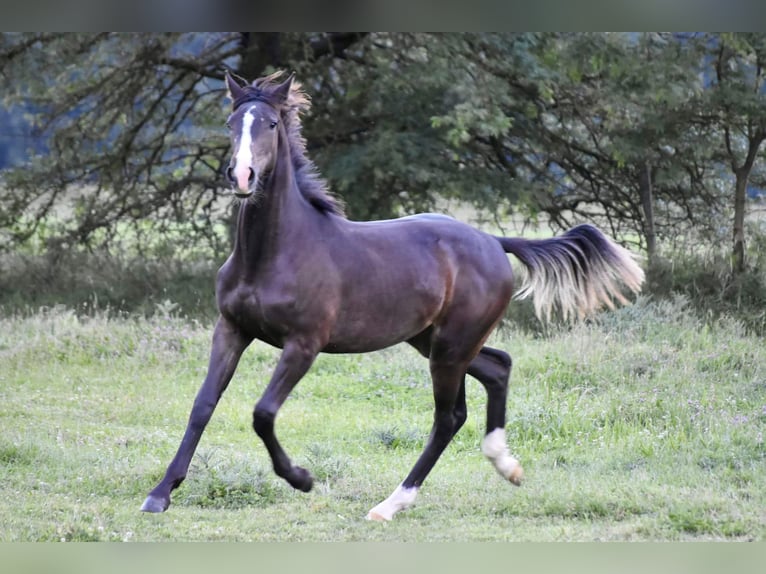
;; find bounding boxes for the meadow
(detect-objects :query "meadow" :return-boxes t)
[0,296,764,541]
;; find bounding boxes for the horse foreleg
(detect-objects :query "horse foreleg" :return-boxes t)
[252,340,318,492]
[367,362,467,521]
[140,318,251,512]
[467,346,523,485]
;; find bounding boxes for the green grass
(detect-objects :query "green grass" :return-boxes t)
[0,298,764,541]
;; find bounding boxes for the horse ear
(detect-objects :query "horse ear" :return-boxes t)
[271,72,295,105]
[224,70,245,105]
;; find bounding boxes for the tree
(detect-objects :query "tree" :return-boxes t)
[3,32,766,270]
[427,33,724,258]
[695,33,766,273]
[0,32,372,254]
[1,33,235,253]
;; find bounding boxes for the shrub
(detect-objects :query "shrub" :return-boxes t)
[645,251,766,335]
[0,249,219,320]
[3,229,766,336]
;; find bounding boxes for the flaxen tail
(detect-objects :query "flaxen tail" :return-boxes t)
[496,224,644,321]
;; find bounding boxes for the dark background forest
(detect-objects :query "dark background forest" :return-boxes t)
[1,33,765,332]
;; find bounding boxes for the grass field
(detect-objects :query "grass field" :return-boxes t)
[0,297,764,541]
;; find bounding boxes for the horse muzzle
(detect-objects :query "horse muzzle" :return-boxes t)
[226,165,256,196]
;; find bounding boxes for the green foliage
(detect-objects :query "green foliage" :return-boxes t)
[0,248,220,321]
[3,219,766,337]
[0,441,42,467]
[302,443,350,484]
[184,451,282,509]
[1,33,237,252]
[645,230,766,334]
[370,425,424,450]
[2,31,766,269]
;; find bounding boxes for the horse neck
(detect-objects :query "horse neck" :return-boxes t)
[233,125,311,266]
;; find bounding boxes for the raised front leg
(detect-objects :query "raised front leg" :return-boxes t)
[252,339,318,492]
[141,318,251,512]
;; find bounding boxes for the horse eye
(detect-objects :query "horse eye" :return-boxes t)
[269,121,277,129]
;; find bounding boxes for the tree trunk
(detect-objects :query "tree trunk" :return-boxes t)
[726,129,763,275]
[239,33,282,80]
[732,171,748,274]
[638,161,656,264]
[730,133,763,275]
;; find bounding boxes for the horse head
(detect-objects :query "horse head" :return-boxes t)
[223,70,294,198]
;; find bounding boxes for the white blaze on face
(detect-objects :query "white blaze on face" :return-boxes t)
[233,107,257,192]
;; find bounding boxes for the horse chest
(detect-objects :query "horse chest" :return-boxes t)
[218,274,316,343]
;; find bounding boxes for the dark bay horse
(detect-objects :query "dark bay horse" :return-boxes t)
[141,71,644,521]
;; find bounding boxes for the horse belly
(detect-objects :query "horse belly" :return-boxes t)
[324,275,444,353]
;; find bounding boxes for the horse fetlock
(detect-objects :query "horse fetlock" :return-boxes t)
[481,428,523,486]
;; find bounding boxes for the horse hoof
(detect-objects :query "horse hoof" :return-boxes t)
[509,465,524,486]
[288,466,314,492]
[366,511,388,522]
[140,494,169,513]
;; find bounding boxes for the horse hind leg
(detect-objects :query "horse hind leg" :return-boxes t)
[467,346,523,486]
[367,336,468,521]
